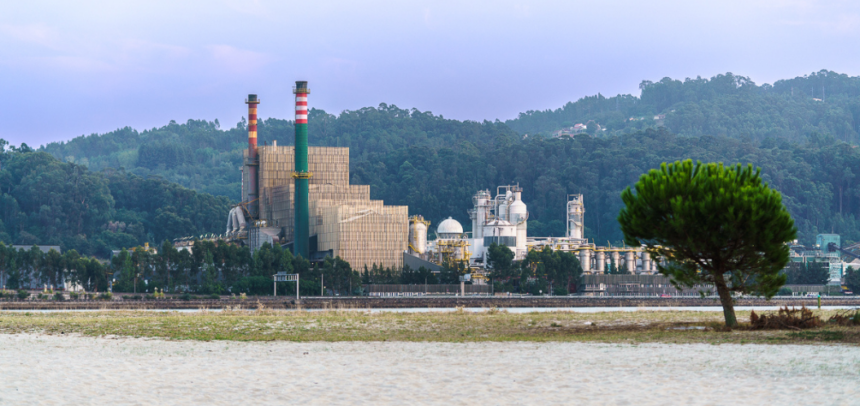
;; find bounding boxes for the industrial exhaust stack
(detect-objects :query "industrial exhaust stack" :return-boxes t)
[292,81,311,258]
[245,94,260,219]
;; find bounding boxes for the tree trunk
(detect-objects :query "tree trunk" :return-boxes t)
[714,274,737,327]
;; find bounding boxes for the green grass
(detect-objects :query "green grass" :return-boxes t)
[0,308,857,345]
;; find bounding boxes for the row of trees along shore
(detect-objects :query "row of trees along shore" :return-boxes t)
[0,241,358,296]
[0,239,583,297]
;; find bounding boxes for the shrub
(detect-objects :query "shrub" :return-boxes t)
[208,293,220,300]
[239,292,247,301]
[53,292,65,301]
[145,294,156,300]
[37,293,47,300]
[69,292,80,300]
[777,287,793,296]
[180,292,192,301]
[125,295,142,301]
[750,306,823,329]
[98,292,113,301]
[17,290,29,300]
[828,311,860,326]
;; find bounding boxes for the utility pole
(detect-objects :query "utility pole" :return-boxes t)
[321,273,324,296]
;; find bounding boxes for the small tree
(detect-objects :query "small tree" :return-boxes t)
[618,160,796,327]
[846,266,860,294]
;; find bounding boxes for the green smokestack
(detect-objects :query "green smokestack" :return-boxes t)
[293,81,311,259]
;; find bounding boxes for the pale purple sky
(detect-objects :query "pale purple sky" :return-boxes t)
[1,0,859,147]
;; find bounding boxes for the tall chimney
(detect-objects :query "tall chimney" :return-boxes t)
[245,94,260,219]
[292,81,311,259]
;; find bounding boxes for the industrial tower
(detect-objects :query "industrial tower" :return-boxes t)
[293,81,311,258]
[245,94,260,219]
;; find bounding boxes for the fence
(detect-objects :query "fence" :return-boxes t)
[363,284,492,296]
[578,274,715,297]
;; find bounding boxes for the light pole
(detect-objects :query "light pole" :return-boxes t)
[321,273,324,296]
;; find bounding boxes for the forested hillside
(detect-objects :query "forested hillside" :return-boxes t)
[36,70,860,247]
[0,141,230,257]
[507,70,860,144]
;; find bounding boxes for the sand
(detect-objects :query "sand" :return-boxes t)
[1,334,858,405]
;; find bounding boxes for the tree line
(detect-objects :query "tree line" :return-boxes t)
[507,70,860,145]
[0,241,360,297]
[0,142,230,258]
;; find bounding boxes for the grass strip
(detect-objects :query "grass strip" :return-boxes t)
[1,308,858,345]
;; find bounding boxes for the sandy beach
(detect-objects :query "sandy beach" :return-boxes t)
[0,334,856,405]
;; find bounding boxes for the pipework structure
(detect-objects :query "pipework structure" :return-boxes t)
[292,81,311,259]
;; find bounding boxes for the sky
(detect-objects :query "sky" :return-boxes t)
[1,0,860,147]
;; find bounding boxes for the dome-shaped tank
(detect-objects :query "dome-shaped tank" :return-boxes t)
[437,217,464,239]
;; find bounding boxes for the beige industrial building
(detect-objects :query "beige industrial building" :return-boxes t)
[241,144,408,270]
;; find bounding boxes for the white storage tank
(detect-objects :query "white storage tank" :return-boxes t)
[408,216,428,254]
[437,217,464,239]
[482,218,517,259]
[508,189,528,258]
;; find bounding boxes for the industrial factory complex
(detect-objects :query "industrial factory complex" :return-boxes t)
[214,81,664,281]
[208,81,860,295]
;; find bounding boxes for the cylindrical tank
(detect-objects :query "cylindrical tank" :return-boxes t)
[625,251,635,274]
[472,190,491,239]
[409,217,428,254]
[580,249,592,273]
[509,190,528,258]
[642,251,651,275]
[596,251,605,273]
[567,194,584,239]
[611,251,620,272]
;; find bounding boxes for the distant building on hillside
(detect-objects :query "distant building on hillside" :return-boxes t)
[11,245,61,254]
[553,123,590,138]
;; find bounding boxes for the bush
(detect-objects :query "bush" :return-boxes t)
[180,292,192,301]
[208,293,220,300]
[98,292,113,301]
[53,292,65,301]
[750,306,823,329]
[828,311,860,326]
[69,292,80,300]
[777,287,793,296]
[17,290,29,300]
[144,294,156,300]
[124,295,142,301]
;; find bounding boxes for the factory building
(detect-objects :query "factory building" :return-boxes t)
[225,83,409,271]
[412,186,661,281]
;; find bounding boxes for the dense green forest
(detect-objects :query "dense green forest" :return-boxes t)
[0,141,230,257]
[507,70,860,144]
[36,70,860,250]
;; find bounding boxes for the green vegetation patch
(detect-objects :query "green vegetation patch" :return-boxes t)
[0,309,857,345]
